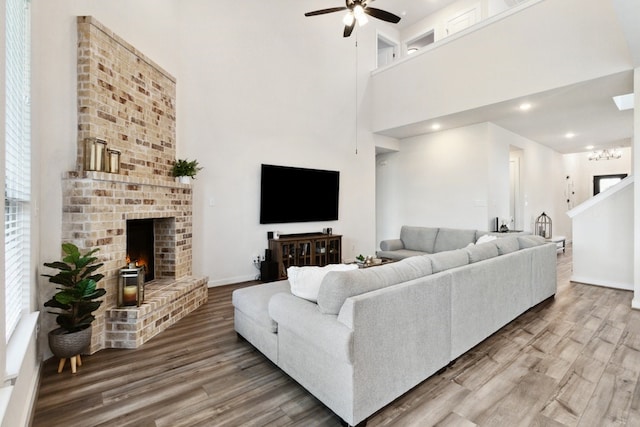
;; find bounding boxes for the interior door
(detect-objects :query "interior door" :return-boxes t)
[446,5,480,36]
[509,150,522,231]
[377,33,398,68]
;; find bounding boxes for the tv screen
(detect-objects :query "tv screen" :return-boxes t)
[260,164,340,224]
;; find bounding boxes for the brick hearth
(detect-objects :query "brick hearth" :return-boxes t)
[60,16,207,353]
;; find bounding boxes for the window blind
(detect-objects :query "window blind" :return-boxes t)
[5,0,31,342]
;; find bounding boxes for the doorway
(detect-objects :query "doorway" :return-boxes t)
[446,4,480,36]
[376,32,399,68]
[406,29,435,55]
[509,147,523,231]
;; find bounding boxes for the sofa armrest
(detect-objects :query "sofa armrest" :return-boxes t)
[269,292,353,363]
[380,238,404,251]
[336,275,452,421]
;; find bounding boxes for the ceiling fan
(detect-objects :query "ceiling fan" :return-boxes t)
[305,0,401,37]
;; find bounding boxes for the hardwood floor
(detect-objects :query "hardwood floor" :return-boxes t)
[32,247,640,426]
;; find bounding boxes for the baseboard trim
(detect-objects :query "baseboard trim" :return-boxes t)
[208,274,259,287]
[570,275,633,291]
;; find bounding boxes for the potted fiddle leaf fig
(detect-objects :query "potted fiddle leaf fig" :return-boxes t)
[43,243,106,362]
[172,158,203,184]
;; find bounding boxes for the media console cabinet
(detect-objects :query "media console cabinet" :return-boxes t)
[268,233,342,279]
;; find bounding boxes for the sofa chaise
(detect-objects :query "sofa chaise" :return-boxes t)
[232,233,557,426]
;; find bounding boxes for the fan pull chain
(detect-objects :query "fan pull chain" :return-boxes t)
[355,36,358,155]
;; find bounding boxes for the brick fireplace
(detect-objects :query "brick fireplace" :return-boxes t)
[61,17,208,353]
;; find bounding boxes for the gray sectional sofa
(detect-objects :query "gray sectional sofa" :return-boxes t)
[232,232,557,426]
[376,225,520,260]
[377,225,484,260]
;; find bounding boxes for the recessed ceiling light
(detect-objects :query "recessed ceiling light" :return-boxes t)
[431,123,441,130]
[565,132,575,139]
[519,103,532,111]
[613,93,634,111]
[585,145,594,150]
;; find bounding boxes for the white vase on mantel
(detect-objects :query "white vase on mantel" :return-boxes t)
[177,176,191,185]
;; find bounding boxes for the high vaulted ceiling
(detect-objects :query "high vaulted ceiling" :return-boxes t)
[366,0,638,155]
[371,0,461,29]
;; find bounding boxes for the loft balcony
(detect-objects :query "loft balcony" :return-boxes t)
[370,0,635,140]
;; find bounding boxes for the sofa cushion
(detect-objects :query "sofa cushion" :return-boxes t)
[495,236,520,255]
[434,228,478,253]
[518,235,546,249]
[317,256,433,315]
[429,249,470,273]
[376,249,428,260]
[232,280,291,333]
[400,226,438,253]
[288,264,358,302]
[465,241,499,263]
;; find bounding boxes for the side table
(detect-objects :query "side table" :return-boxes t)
[546,235,566,253]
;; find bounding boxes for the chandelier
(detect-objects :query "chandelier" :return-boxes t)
[588,148,622,161]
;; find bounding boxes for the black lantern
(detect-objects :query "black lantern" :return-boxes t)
[118,266,145,307]
[535,212,552,239]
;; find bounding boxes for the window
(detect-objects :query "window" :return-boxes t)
[593,174,627,196]
[5,0,31,342]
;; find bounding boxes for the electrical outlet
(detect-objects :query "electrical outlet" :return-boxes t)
[252,254,261,265]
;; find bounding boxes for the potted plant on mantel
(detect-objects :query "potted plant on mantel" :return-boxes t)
[172,158,203,184]
[42,243,106,374]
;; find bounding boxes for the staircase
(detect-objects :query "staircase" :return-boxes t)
[567,176,634,290]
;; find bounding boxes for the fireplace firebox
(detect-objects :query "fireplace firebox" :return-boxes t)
[126,219,155,282]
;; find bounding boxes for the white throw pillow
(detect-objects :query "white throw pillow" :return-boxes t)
[288,264,358,302]
[476,234,498,244]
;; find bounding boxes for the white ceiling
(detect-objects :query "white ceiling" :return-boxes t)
[378,71,634,154]
[366,0,636,155]
[371,0,461,29]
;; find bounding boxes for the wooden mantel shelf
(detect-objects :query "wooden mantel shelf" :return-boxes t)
[64,171,190,189]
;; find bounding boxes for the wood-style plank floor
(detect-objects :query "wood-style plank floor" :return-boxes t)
[32,246,640,426]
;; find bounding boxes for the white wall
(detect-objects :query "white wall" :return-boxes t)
[177,1,379,283]
[401,0,489,55]
[634,68,640,309]
[562,148,632,241]
[563,149,632,207]
[488,124,566,237]
[372,0,632,133]
[32,0,379,292]
[376,122,564,245]
[570,181,634,290]
[376,123,493,242]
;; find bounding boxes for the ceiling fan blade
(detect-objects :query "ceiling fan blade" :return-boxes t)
[305,7,348,17]
[343,21,356,37]
[364,7,401,23]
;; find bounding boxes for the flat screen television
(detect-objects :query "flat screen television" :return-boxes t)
[260,164,340,224]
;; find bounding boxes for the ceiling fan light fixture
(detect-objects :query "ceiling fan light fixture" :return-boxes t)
[353,4,365,18]
[343,12,355,26]
[352,5,368,26]
[304,1,401,37]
